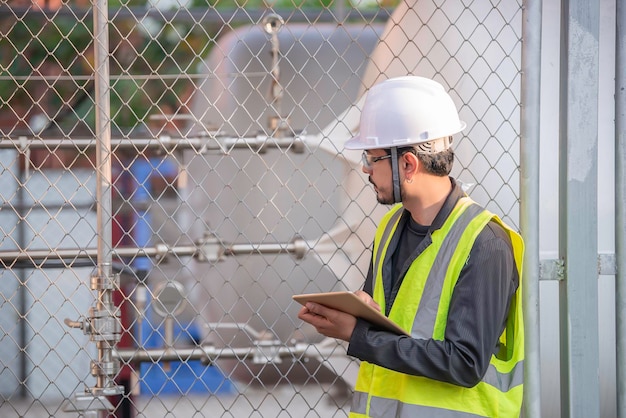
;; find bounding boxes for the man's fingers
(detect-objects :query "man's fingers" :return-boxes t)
[305,302,325,315]
[298,303,326,322]
[297,302,356,342]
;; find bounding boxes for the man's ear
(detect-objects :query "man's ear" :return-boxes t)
[402,151,419,179]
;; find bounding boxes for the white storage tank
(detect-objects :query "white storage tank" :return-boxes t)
[165,20,385,386]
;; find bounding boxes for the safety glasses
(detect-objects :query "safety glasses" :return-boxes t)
[361,151,392,171]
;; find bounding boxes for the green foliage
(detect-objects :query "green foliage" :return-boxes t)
[0,15,92,105]
[1,11,208,131]
[103,20,209,131]
[1,1,391,131]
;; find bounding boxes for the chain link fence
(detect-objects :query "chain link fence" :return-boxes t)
[0,0,522,416]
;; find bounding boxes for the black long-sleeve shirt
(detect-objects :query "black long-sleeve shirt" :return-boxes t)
[346,178,519,388]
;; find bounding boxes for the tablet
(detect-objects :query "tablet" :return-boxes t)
[292,291,409,336]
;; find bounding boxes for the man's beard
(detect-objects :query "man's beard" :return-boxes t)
[377,191,395,205]
[370,177,403,205]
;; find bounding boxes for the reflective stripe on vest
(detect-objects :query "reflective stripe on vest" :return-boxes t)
[483,359,524,392]
[409,201,484,338]
[372,206,403,279]
[352,358,525,408]
[352,392,491,418]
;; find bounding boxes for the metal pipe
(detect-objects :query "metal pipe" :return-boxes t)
[87,0,125,413]
[520,0,543,416]
[225,239,307,258]
[94,0,112,283]
[263,13,286,137]
[16,157,27,398]
[0,237,308,265]
[113,343,342,365]
[616,0,626,414]
[0,135,306,153]
[0,202,95,212]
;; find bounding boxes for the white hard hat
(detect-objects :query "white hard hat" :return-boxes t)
[345,76,466,150]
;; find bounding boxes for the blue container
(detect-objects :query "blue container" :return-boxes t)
[138,307,234,396]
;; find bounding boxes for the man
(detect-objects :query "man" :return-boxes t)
[298,76,524,417]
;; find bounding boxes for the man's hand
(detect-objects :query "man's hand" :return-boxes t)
[297,302,357,342]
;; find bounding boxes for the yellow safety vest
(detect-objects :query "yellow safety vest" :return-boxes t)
[350,197,525,418]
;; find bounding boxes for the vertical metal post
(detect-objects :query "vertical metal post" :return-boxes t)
[616,0,626,415]
[94,0,112,277]
[64,0,123,415]
[558,0,600,417]
[520,0,542,416]
[17,166,27,399]
[92,0,122,400]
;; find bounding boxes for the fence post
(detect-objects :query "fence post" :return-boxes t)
[520,0,543,416]
[558,0,601,416]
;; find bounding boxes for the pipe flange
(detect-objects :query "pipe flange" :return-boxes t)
[87,307,122,342]
[90,359,120,378]
[90,273,120,291]
[262,13,284,35]
[196,233,225,263]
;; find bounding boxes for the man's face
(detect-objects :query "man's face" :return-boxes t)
[362,149,397,205]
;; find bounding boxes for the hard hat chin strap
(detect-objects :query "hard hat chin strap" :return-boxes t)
[390,147,402,203]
